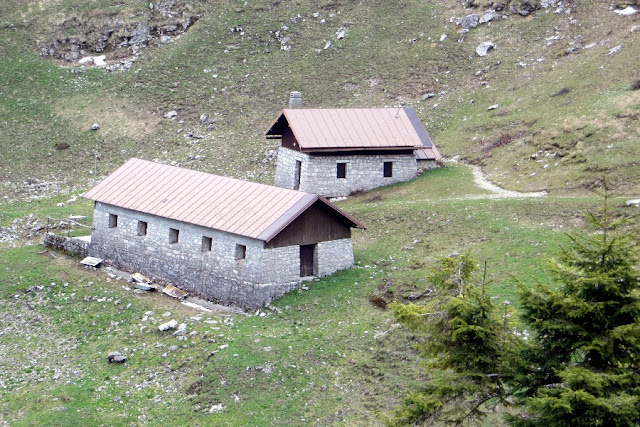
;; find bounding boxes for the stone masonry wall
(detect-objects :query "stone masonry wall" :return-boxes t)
[43,232,90,258]
[417,159,438,173]
[316,239,354,277]
[275,147,418,197]
[90,202,355,309]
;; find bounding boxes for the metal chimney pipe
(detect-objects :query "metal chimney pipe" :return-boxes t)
[288,91,302,108]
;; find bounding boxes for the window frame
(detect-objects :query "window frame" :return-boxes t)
[235,244,247,260]
[169,228,180,244]
[137,220,148,236]
[201,236,213,252]
[336,162,347,179]
[383,161,393,178]
[108,214,118,228]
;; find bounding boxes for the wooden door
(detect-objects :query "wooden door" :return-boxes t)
[300,244,315,277]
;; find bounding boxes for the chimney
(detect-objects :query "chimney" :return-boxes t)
[288,91,302,108]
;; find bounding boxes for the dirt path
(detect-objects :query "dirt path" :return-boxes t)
[449,159,547,200]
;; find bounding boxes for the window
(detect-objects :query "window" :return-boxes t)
[383,161,393,178]
[235,244,247,260]
[108,214,118,228]
[337,162,347,179]
[169,228,179,244]
[137,221,148,236]
[202,236,213,252]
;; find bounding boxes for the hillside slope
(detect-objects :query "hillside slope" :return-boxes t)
[0,0,638,200]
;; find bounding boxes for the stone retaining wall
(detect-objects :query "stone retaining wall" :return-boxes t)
[42,232,91,258]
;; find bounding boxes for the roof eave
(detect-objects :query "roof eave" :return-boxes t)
[300,145,421,153]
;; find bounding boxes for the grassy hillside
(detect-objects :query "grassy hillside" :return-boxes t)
[1,0,639,424]
[1,0,638,200]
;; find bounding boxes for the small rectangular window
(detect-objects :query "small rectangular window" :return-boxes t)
[383,161,393,178]
[337,162,347,179]
[108,214,118,228]
[169,228,179,244]
[137,221,148,236]
[202,236,213,252]
[235,244,247,260]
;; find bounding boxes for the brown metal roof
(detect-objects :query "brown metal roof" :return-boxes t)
[83,158,364,242]
[265,107,435,151]
[415,145,442,160]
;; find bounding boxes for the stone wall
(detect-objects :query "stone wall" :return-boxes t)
[89,202,355,309]
[317,239,354,276]
[275,147,418,197]
[417,159,438,173]
[43,232,91,258]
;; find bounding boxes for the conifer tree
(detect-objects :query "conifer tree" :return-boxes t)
[387,253,517,425]
[512,195,640,426]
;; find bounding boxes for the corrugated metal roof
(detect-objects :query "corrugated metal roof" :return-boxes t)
[83,158,364,242]
[415,145,442,160]
[265,107,435,151]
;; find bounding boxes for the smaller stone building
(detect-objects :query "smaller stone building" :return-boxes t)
[83,158,364,309]
[266,106,441,197]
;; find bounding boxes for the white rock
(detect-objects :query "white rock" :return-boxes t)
[487,104,500,110]
[164,110,178,119]
[608,45,622,55]
[625,199,640,207]
[209,403,226,413]
[158,320,178,331]
[440,33,448,42]
[476,41,496,56]
[93,55,107,67]
[614,6,637,16]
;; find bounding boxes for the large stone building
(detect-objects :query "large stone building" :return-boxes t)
[83,158,364,309]
[266,104,441,197]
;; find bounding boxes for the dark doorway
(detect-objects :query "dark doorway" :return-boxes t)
[294,160,302,190]
[300,244,315,277]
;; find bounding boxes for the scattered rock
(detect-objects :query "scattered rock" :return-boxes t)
[608,45,622,55]
[336,28,346,40]
[158,320,178,331]
[164,110,178,119]
[454,14,479,30]
[476,41,496,57]
[209,403,226,413]
[487,104,500,110]
[91,123,100,131]
[421,92,436,101]
[440,33,448,42]
[625,199,640,207]
[614,6,637,16]
[480,10,499,24]
[107,351,127,363]
[173,323,187,336]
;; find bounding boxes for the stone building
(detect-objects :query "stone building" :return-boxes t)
[266,104,441,197]
[83,158,364,309]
